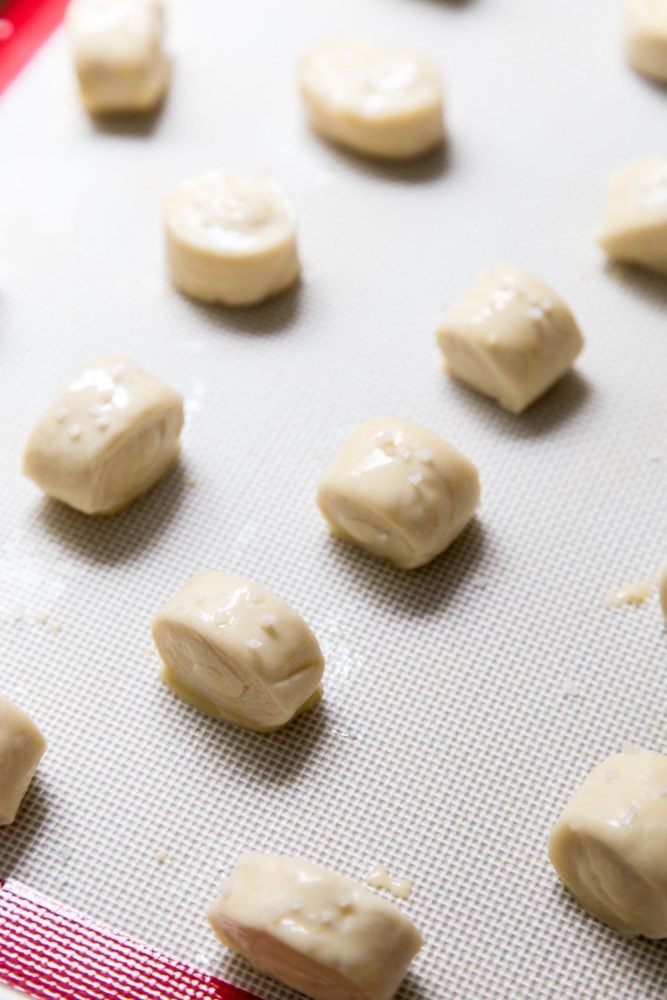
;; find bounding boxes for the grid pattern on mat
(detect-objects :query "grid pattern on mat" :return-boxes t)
[1,0,667,997]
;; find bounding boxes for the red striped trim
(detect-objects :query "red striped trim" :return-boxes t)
[0,880,263,1000]
[0,0,69,96]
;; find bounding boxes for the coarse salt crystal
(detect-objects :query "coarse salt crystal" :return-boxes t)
[246,638,262,649]
[260,614,277,628]
[408,473,423,486]
[68,423,82,441]
[416,449,433,463]
[375,430,394,446]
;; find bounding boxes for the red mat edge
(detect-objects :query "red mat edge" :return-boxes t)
[0,0,69,96]
[0,879,263,1000]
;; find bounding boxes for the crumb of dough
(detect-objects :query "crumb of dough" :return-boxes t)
[366,863,413,900]
[606,578,655,607]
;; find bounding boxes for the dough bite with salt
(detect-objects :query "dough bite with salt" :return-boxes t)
[68,0,169,114]
[598,158,667,276]
[165,171,300,307]
[549,749,667,938]
[208,853,422,1000]
[317,418,479,570]
[23,357,183,516]
[299,36,444,160]
[0,697,46,826]
[152,572,324,732]
[436,264,584,414]
[626,0,667,82]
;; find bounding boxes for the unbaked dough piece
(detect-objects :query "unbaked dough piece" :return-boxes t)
[549,749,667,937]
[436,264,584,414]
[598,158,667,276]
[626,0,667,82]
[67,0,169,114]
[23,357,184,516]
[152,572,324,731]
[317,417,480,570]
[165,171,300,306]
[299,36,445,160]
[660,565,667,620]
[0,697,46,826]
[208,853,422,1000]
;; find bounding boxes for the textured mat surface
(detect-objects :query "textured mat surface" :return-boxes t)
[1,0,667,997]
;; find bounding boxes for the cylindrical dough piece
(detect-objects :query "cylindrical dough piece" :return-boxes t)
[208,853,423,1000]
[0,697,46,826]
[659,564,667,620]
[549,750,667,937]
[165,171,300,306]
[598,158,667,276]
[67,0,169,114]
[436,264,584,414]
[299,36,445,161]
[152,572,324,732]
[626,0,667,82]
[317,417,480,570]
[23,356,184,516]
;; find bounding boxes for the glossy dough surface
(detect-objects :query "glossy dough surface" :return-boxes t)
[626,0,667,82]
[317,417,480,570]
[598,158,667,276]
[436,263,584,414]
[0,697,46,826]
[549,750,667,938]
[165,171,300,306]
[23,356,184,516]
[208,853,423,1000]
[299,36,444,160]
[67,0,169,113]
[152,572,324,732]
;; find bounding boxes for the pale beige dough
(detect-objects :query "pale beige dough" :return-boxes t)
[436,263,584,414]
[317,417,480,570]
[549,749,667,937]
[299,36,444,160]
[598,158,667,276]
[152,572,324,732]
[165,171,300,307]
[626,0,667,82]
[23,356,184,516]
[208,853,422,1000]
[68,0,169,114]
[0,697,46,826]
[660,565,667,619]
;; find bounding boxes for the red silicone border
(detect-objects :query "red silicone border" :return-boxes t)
[0,880,262,1000]
[0,0,69,96]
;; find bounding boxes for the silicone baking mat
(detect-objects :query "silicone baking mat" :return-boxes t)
[1,0,667,997]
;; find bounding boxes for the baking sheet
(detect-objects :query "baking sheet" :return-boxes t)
[2,0,667,996]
